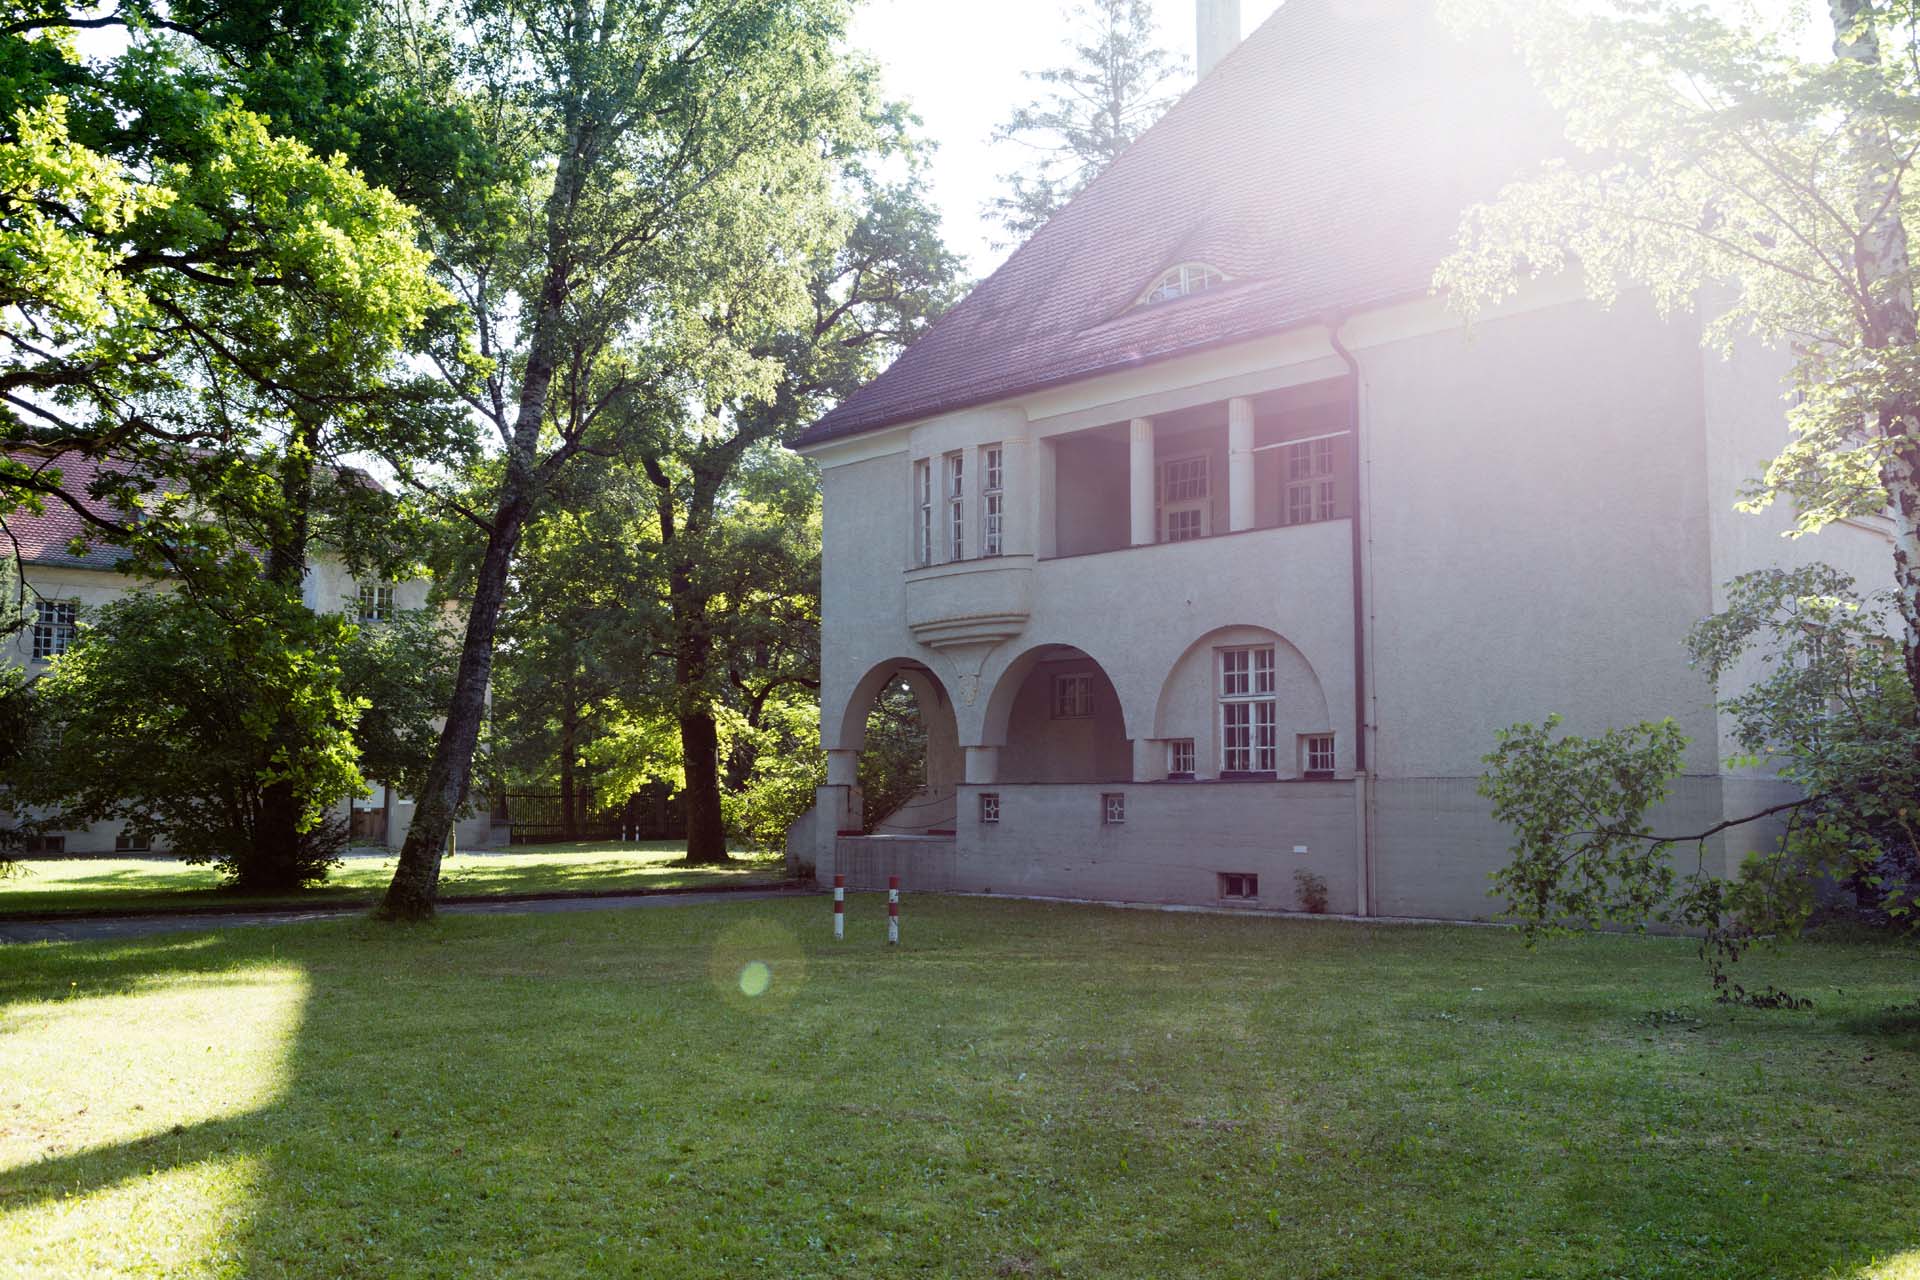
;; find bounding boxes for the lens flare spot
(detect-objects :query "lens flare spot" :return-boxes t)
[739,960,772,997]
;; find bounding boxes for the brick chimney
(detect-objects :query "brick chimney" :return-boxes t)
[1197,0,1242,78]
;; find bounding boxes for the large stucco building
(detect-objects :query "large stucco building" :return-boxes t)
[785,0,1896,919]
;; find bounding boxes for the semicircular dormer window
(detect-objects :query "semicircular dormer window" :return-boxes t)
[1140,262,1227,306]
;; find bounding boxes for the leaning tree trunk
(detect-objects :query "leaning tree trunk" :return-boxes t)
[377,96,593,920]
[1831,0,1920,709]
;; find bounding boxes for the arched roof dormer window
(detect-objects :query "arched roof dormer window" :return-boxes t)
[1139,262,1227,306]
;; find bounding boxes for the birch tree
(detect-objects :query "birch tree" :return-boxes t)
[372,0,885,916]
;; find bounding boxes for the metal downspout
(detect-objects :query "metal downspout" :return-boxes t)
[1326,314,1370,916]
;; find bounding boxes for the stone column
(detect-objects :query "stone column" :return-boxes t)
[826,748,859,787]
[1227,396,1255,532]
[1129,417,1156,546]
[964,746,1000,785]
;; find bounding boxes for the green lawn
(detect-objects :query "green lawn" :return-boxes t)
[1,899,1917,1278]
[0,842,787,917]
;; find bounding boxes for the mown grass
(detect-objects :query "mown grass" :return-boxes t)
[0,897,1916,1277]
[0,842,786,917]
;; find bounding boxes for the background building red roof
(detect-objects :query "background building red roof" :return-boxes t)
[796,0,1554,447]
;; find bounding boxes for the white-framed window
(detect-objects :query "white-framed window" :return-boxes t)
[1167,738,1196,778]
[115,831,152,852]
[1052,672,1094,719]
[1219,871,1259,900]
[357,583,395,624]
[1302,733,1336,776]
[944,451,966,560]
[1283,437,1338,526]
[31,599,76,660]
[982,444,1005,557]
[979,792,1000,824]
[1102,792,1126,824]
[1156,453,1210,543]
[1220,645,1278,774]
[1141,262,1227,306]
[914,458,933,567]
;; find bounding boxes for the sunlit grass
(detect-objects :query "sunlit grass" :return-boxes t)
[0,952,305,1278]
[0,899,1914,1277]
[0,842,787,917]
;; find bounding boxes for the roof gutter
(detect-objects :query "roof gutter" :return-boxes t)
[1326,312,1371,917]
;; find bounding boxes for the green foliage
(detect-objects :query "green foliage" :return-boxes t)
[8,589,366,887]
[1482,567,1920,1003]
[988,0,1185,243]
[337,606,460,800]
[1689,566,1920,933]
[718,695,824,852]
[858,684,926,833]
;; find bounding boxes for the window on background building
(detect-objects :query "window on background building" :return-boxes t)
[1283,436,1338,526]
[1156,454,1210,542]
[914,458,933,567]
[115,831,151,852]
[1166,738,1196,779]
[358,582,395,624]
[1102,792,1126,824]
[982,444,1004,556]
[1220,645,1278,773]
[31,599,76,660]
[1141,263,1227,305]
[1052,672,1094,719]
[979,792,1000,824]
[944,451,966,560]
[1219,871,1259,900]
[1302,733,1336,776]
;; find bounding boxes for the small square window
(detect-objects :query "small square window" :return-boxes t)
[1302,734,1336,777]
[1167,739,1195,778]
[1052,672,1094,719]
[115,831,151,853]
[979,792,1000,824]
[1102,792,1125,825]
[1219,872,1259,900]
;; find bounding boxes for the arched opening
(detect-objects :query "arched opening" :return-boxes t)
[839,661,961,835]
[1150,625,1333,781]
[982,644,1131,784]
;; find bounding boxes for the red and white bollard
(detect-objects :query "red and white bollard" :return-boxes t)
[887,875,900,946]
[832,874,845,941]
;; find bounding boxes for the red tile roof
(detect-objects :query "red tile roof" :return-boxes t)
[3,451,142,571]
[797,0,1554,448]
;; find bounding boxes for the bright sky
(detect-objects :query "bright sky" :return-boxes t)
[846,0,1288,278]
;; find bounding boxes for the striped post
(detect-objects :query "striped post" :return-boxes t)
[887,876,900,946]
[832,874,845,941]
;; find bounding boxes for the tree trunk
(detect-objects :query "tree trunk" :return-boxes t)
[378,94,593,920]
[378,493,530,917]
[1830,0,1920,709]
[679,706,728,863]
[559,663,579,841]
[249,426,319,893]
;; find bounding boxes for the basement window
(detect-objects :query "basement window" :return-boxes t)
[1141,262,1227,306]
[1219,872,1259,901]
[1102,792,1126,825]
[979,793,1000,824]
